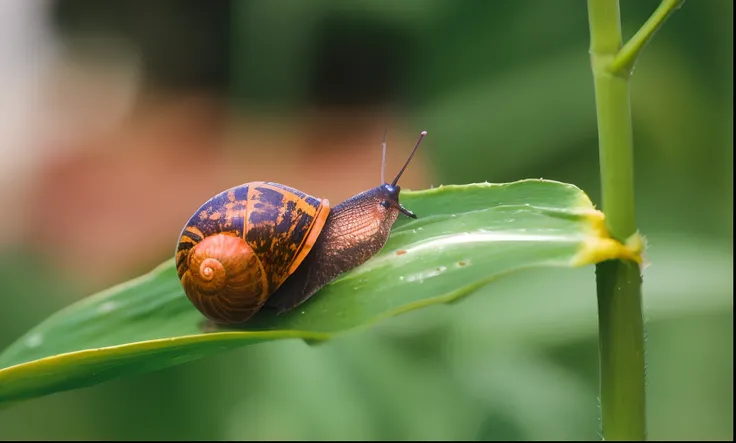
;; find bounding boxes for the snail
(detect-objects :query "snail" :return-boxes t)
[175,130,427,325]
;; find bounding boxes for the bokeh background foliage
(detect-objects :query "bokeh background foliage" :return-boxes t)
[0,0,732,440]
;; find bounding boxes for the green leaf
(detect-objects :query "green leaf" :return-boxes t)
[0,179,637,405]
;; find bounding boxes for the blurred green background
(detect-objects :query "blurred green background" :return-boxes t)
[0,0,731,440]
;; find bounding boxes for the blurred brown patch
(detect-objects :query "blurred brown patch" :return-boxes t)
[22,95,432,294]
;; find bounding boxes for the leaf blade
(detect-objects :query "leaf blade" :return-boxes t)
[0,179,634,404]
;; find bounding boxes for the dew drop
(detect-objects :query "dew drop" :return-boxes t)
[99,301,117,314]
[26,333,43,348]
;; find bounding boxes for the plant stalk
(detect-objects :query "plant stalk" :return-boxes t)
[586,0,684,440]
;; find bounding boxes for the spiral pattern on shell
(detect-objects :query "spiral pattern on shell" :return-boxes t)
[180,233,270,324]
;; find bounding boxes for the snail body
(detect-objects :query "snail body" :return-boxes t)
[176,131,426,325]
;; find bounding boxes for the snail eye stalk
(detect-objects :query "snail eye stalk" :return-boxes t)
[391,130,427,187]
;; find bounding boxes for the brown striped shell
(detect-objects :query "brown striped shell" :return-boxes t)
[175,181,330,324]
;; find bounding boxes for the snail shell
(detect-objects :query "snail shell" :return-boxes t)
[175,181,330,324]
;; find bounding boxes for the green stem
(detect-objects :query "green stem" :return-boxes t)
[610,0,686,76]
[586,0,684,440]
[594,259,645,440]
